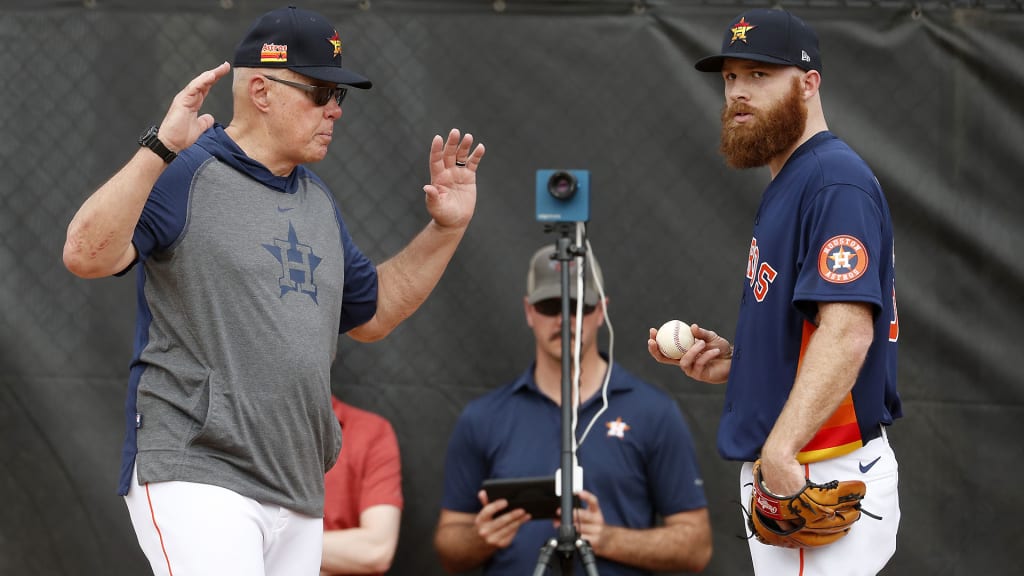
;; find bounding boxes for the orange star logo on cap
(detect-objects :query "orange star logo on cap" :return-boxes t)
[328,31,342,58]
[730,17,757,45]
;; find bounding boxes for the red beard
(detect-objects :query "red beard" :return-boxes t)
[719,78,807,169]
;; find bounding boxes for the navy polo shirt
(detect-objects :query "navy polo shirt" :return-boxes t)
[441,359,706,576]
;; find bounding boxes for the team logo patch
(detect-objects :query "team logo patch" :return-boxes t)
[818,235,869,284]
[730,17,757,45]
[260,42,288,63]
[328,31,342,58]
[606,417,631,439]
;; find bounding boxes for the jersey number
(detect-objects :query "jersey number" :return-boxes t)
[747,238,777,302]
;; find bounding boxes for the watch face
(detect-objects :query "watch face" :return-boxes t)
[139,125,176,163]
[140,125,158,144]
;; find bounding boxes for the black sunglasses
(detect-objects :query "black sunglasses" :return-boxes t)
[532,298,597,317]
[264,74,348,107]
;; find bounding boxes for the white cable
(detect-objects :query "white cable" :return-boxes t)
[576,235,612,447]
[571,222,585,456]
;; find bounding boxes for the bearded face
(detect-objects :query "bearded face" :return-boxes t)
[719,76,807,169]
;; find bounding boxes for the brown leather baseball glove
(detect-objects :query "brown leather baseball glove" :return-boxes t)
[748,459,867,548]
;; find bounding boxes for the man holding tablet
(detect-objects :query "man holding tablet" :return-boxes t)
[434,246,712,575]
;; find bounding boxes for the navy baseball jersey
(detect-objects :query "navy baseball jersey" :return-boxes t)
[719,131,902,463]
[116,125,378,516]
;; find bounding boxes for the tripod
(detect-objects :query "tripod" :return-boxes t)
[532,226,600,576]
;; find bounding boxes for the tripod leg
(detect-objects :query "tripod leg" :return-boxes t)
[575,538,601,576]
[532,538,559,576]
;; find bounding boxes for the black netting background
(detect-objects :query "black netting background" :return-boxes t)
[1,1,1022,575]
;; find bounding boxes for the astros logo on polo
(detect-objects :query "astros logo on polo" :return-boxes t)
[818,235,869,284]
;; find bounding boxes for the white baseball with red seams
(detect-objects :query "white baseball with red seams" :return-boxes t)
[656,320,694,359]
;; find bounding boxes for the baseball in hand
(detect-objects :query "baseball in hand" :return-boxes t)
[656,320,694,360]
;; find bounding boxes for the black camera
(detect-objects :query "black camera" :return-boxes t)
[535,169,590,222]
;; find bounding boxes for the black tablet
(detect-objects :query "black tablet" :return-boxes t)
[482,476,577,519]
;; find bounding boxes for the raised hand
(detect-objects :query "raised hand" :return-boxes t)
[157,61,231,153]
[423,128,486,230]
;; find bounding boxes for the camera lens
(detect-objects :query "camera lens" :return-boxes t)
[547,171,577,200]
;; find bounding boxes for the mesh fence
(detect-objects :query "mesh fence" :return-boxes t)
[2,1,1023,575]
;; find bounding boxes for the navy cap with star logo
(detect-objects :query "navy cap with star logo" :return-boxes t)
[233,6,371,88]
[695,8,822,74]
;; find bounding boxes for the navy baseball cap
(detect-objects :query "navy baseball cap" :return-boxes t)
[695,9,821,73]
[233,6,372,88]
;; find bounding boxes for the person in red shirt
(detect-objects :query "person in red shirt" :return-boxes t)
[321,397,403,576]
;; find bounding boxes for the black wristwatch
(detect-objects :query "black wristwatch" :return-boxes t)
[138,125,178,164]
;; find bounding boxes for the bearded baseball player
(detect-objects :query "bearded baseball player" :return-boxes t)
[648,8,902,576]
